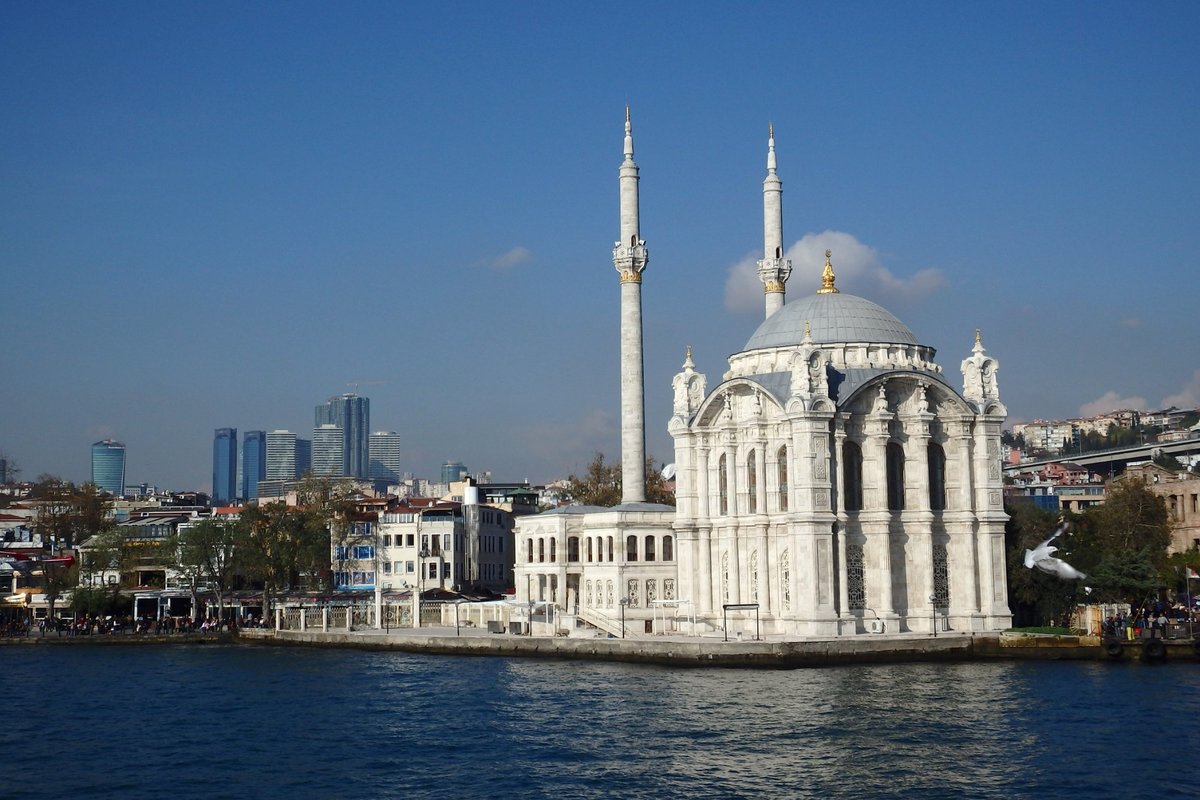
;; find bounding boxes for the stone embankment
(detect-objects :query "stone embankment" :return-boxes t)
[237,628,1200,667]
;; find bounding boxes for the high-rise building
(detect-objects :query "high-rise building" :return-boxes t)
[296,438,312,477]
[212,428,238,504]
[241,430,266,501]
[441,461,468,485]
[91,440,126,497]
[265,430,297,481]
[369,431,402,483]
[312,424,344,476]
[315,393,370,478]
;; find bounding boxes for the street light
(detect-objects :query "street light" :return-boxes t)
[619,597,629,638]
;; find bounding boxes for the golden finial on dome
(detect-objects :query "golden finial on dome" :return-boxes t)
[975,328,982,345]
[817,249,840,294]
[804,320,811,338]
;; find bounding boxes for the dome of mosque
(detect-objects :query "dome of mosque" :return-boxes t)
[743,290,921,351]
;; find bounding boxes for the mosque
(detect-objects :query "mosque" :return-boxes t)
[513,112,1012,638]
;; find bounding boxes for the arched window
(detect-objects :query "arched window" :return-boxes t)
[778,445,789,512]
[586,537,594,562]
[645,535,656,562]
[567,537,579,562]
[626,535,638,562]
[887,442,906,511]
[928,443,946,511]
[843,442,863,512]
[747,449,758,513]
[663,535,674,561]
[607,536,614,561]
[537,539,545,563]
[526,539,534,563]
[718,454,729,516]
[549,538,557,562]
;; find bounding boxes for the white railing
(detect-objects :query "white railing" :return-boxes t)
[578,606,625,638]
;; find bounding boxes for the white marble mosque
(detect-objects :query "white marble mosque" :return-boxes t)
[513,113,1012,638]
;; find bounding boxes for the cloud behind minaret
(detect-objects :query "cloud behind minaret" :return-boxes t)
[723,230,945,314]
[478,246,532,271]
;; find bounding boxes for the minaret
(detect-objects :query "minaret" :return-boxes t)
[756,123,791,318]
[613,107,648,503]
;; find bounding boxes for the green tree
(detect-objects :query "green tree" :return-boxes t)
[1071,476,1170,604]
[241,502,333,616]
[560,452,676,507]
[31,476,110,549]
[166,517,248,622]
[1004,501,1084,627]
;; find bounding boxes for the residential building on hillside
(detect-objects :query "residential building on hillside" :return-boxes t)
[1119,463,1200,554]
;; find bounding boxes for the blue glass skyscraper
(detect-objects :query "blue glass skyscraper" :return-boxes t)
[242,430,266,500]
[212,428,237,504]
[315,393,370,478]
[91,440,126,497]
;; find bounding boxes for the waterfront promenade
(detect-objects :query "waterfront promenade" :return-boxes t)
[237,625,1200,667]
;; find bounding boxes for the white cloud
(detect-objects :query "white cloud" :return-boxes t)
[723,230,945,314]
[1161,369,1200,410]
[1079,391,1148,418]
[478,246,532,271]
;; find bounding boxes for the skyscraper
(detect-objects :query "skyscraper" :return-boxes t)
[369,431,402,484]
[242,430,266,501]
[265,430,297,481]
[315,393,370,478]
[91,440,126,497]
[212,428,237,504]
[296,438,312,476]
[312,424,344,476]
[441,461,468,485]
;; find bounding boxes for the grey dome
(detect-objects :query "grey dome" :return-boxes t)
[744,292,920,351]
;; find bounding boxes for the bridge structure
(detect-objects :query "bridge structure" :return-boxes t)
[1005,436,1200,477]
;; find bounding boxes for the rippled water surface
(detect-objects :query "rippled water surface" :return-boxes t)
[4,643,1198,799]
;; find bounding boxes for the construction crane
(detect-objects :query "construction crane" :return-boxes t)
[347,380,385,394]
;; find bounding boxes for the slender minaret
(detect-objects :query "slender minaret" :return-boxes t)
[756,124,791,318]
[613,107,648,503]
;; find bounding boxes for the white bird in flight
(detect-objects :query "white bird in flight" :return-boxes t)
[1024,521,1087,580]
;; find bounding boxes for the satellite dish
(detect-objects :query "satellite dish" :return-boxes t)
[661,463,677,481]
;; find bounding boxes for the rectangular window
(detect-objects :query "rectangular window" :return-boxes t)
[442,563,451,579]
[406,561,414,573]
[335,546,348,560]
[352,545,375,560]
[382,562,391,574]
[406,534,415,546]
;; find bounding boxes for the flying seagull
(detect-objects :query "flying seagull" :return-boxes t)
[1024,522,1087,580]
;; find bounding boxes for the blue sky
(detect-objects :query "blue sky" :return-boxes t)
[2,2,1197,491]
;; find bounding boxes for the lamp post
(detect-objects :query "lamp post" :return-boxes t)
[619,597,629,638]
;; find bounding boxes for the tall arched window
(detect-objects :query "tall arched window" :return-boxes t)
[626,535,638,562]
[537,539,545,563]
[928,443,947,511]
[843,442,863,512]
[663,535,674,561]
[718,454,729,515]
[887,442,906,511]
[778,445,789,512]
[747,449,758,513]
[607,536,614,561]
[644,535,656,562]
[526,539,534,563]
[567,537,579,562]
[586,537,593,562]
[549,538,557,562]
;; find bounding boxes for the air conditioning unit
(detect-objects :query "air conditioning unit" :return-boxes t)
[868,619,886,634]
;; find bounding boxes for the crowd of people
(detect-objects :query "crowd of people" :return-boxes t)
[1103,601,1198,640]
[0,612,268,637]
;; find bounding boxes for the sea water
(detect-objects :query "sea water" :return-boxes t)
[3,643,1198,799]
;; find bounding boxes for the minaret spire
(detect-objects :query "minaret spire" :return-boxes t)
[613,108,649,503]
[756,123,791,318]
